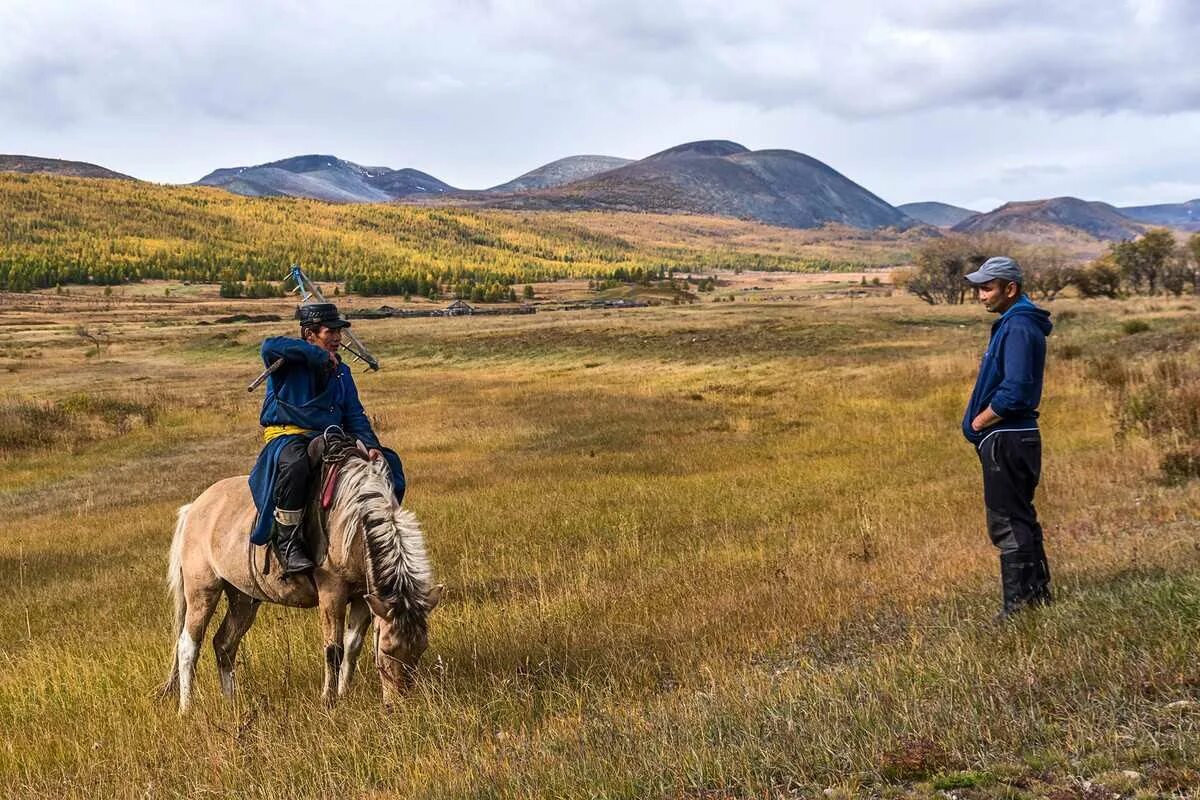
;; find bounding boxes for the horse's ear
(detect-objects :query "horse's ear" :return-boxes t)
[426,584,444,611]
[364,594,393,620]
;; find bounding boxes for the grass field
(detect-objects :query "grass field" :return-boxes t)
[1,281,1198,799]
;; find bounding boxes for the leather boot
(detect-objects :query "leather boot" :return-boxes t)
[272,507,315,577]
[1028,545,1053,607]
[995,552,1027,621]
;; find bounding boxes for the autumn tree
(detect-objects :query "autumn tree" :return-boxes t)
[900,234,1015,305]
[1110,229,1176,295]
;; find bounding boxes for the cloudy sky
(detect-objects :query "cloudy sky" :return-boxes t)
[2,0,1197,210]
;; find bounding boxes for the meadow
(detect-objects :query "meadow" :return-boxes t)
[1,278,1198,799]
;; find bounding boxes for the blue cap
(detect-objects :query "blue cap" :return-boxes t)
[965,256,1022,285]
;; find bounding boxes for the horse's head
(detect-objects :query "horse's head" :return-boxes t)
[325,433,440,703]
[364,584,443,699]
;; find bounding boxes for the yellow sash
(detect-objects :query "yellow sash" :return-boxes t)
[263,424,314,444]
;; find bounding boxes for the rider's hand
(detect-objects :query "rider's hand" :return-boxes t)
[368,448,382,461]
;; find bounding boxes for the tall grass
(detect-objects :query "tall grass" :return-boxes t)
[0,289,1197,798]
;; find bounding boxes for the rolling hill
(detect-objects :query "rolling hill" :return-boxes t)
[476,140,914,230]
[897,201,979,228]
[2,171,908,293]
[951,196,1144,241]
[195,155,457,202]
[488,155,633,193]
[1119,199,1200,231]
[0,155,137,181]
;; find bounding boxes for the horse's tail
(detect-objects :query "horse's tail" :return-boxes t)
[159,503,190,699]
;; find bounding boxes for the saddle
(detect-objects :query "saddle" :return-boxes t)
[249,428,371,599]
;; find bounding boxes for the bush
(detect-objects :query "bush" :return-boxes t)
[1075,258,1123,299]
[0,394,159,452]
[1101,349,1200,481]
[1121,319,1151,335]
[1055,342,1084,360]
[0,400,70,451]
[1161,447,1200,482]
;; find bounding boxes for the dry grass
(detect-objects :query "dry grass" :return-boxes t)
[0,286,1197,799]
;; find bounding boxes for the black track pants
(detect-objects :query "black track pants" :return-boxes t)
[275,437,313,512]
[977,428,1044,558]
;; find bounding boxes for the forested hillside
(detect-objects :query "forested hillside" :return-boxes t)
[0,173,842,295]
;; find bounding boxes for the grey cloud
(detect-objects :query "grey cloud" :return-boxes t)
[1,0,1198,202]
[476,0,1200,117]
[999,164,1071,183]
[5,0,1197,127]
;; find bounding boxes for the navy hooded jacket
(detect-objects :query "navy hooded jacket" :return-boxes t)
[962,295,1053,446]
[247,336,403,544]
[256,336,379,447]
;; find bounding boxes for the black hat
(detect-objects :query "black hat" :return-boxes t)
[296,303,351,329]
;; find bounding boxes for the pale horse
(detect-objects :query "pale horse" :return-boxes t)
[160,433,442,712]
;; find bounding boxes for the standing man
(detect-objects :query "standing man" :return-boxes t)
[962,257,1054,619]
[248,303,406,577]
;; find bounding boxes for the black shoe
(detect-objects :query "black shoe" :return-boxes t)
[273,521,315,578]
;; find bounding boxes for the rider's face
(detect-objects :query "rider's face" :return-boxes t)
[307,325,342,355]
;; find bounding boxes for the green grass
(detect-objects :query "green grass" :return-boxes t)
[0,289,1197,798]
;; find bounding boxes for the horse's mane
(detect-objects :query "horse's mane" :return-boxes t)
[328,456,433,628]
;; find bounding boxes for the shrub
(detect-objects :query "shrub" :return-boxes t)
[1075,258,1123,299]
[1099,347,1200,480]
[1055,342,1084,360]
[1121,319,1151,335]
[1087,353,1130,391]
[0,394,159,452]
[1161,447,1200,482]
[0,400,70,451]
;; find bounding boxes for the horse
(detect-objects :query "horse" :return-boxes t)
[160,431,442,713]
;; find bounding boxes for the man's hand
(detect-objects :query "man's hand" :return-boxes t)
[367,448,382,461]
[971,405,1002,432]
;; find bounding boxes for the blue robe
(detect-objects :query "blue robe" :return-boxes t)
[248,336,405,544]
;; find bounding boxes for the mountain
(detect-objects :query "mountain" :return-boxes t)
[489,155,633,193]
[897,201,979,228]
[363,167,457,197]
[643,140,750,161]
[951,197,1144,241]
[0,155,136,181]
[1118,199,1200,231]
[195,155,457,202]
[477,140,913,230]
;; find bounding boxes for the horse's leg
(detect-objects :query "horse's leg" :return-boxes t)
[317,585,347,706]
[338,597,371,698]
[178,578,222,714]
[213,586,260,700]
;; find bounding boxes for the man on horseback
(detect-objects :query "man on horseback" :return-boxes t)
[248,302,406,577]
